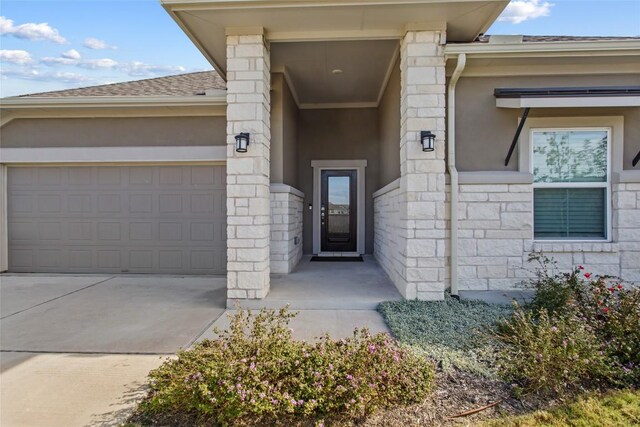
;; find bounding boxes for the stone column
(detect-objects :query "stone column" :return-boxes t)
[398,30,447,300]
[226,31,271,299]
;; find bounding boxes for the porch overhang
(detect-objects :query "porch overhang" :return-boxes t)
[495,86,640,109]
[161,0,510,78]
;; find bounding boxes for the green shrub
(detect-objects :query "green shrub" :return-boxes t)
[495,306,611,394]
[135,308,434,426]
[523,253,584,315]
[496,254,640,394]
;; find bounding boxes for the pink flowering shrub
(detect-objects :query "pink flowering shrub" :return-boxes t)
[136,308,433,425]
[495,254,640,395]
[495,306,612,395]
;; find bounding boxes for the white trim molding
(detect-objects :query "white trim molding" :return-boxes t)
[0,146,227,164]
[616,170,640,183]
[457,171,533,184]
[270,183,304,198]
[446,39,640,59]
[497,96,640,109]
[0,95,227,109]
[311,159,367,255]
[373,178,400,199]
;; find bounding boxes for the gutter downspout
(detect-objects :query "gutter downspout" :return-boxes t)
[447,53,466,297]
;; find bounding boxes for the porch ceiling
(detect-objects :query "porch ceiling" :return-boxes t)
[162,0,509,78]
[271,39,399,107]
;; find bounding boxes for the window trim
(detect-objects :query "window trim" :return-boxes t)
[530,127,612,242]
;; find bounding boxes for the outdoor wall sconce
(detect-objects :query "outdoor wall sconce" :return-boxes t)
[420,130,436,152]
[235,132,250,153]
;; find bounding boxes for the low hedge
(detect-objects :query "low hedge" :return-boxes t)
[133,308,434,426]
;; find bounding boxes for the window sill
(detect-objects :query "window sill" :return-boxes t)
[532,242,619,253]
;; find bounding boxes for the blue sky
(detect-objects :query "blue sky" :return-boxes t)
[1,0,639,98]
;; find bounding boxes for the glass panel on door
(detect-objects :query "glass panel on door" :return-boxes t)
[321,170,357,252]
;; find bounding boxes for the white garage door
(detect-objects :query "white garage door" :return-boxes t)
[7,165,226,274]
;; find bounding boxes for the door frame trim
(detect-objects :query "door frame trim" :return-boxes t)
[311,160,366,255]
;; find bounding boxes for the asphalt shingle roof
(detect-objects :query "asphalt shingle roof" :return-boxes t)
[18,70,226,98]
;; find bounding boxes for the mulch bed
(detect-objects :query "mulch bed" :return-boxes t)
[362,370,546,426]
[129,369,551,426]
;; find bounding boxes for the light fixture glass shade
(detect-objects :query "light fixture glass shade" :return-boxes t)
[235,132,250,152]
[421,130,435,152]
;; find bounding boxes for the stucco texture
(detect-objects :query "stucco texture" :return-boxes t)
[378,57,401,187]
[297,108,381,254]
[0,116,227,148]
[455,74,640,171]
[270,74,299,187]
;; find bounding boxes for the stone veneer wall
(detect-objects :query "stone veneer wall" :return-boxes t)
[454,180,640,290]
[225,33,272,299]
[270,184,304,274]
[456,183,533,290]
[373,179,404,292]
[397,30,448,300]
[613,182,639,282]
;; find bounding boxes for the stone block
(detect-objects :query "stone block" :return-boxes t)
[477,239,523,256]
[468,203,500,220]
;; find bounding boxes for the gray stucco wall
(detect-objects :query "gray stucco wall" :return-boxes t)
[297,108,380,254]
[0,116,227,148]
[271,74,299,187]
[282,77,299,187]
[455,74,640,171]
[378,58,401,186]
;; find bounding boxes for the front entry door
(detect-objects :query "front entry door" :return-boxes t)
[321,170,357,252]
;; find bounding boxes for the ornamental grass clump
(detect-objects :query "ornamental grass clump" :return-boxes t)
[135,307,434,426]
[494,253,640,395]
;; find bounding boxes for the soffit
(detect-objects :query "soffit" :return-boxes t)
[271,39,399,106]
[163,0,509,77]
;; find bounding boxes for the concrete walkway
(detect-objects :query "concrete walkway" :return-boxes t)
[199,308,390,343]
[1,268,396,426]
[1,274,227,427]
[230,255,403,310]
[1,352,164,427]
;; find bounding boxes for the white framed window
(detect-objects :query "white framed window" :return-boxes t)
[531,127,611,241]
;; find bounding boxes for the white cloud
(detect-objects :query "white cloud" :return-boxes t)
[83,37,116,50]
[39,53,186,77]
[41,54,118,69]
[0,16,67,44]
[0,49,33,64]
[498,0,553,24]
[123,61,186,76]
[62,49,81,60]
[78,58,119,69]
[1,67,96,85]
[41,56,78,65]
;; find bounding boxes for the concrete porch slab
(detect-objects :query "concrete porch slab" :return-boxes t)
[228,255,403,310]
[198,309,390,343]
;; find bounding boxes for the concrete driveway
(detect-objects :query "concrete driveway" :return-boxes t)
[0,274,226,426]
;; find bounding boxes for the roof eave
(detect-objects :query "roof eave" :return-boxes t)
[0,95,228,110]
[445,39,640,58]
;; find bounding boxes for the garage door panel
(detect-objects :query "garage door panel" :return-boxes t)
[8,166,226,274]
